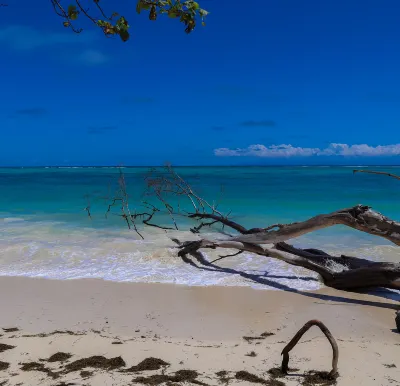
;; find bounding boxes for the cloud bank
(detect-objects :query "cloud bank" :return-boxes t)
[214,143,400,157]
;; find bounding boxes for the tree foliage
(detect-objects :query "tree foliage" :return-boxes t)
[50,0,208,42]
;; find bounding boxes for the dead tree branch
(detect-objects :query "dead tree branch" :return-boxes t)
[281,320,339,378]
[225,205,400,246]
[96,166,400,292]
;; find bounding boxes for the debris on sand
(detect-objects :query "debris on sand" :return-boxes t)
[20,362,59,379]
[268,367,299,378]
[235,371,286,385]
[2,328,19,333]
[64,356,126,373]
[22,330,83,338]
[80,370,93,378]
[302,371,338,385]
[0,361,10,371]
[0,344,15,353]
[133,369,206,385]
[235,371,267,384]
[243,331,275,343]
[123,357,169,372]
[245,351,257,357]
[45,352,72,363]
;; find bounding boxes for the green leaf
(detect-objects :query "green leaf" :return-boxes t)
[199,9,209,17]
[136,1,142,14]
[68,4,76,14]
[119,29,130,42]
[63,21,70,27]
[67,4,79,20]
[149,5,157,20]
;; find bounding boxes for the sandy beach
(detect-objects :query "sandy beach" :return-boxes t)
[0,277,398,385]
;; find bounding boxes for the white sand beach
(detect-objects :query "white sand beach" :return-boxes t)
[0,277,398,385]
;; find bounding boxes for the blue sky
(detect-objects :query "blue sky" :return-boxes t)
[1,0,400,166]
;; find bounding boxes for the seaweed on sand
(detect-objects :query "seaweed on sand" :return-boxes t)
[133,369,207,385]
[44,352,72,363]
[302,371,338,386]
[0,344,15,353]
[123,357,169,372]
[235,371,286,386]
[20,362,60,379]
[64,356,125,373]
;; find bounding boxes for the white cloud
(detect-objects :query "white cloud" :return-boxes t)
[77,49,109,66]
[0,25,95,51]
[214,143,400,158]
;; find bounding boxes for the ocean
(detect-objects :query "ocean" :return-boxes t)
[1,166,399,292]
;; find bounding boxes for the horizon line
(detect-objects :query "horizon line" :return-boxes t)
[1,165,400,168]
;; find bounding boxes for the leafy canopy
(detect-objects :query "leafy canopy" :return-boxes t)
[51,0,209,42]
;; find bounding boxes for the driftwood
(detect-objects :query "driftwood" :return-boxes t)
[281,320,339,378]
[97,165,400,293]
[177,205,400,291]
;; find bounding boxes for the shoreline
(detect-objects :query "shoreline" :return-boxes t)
[0,277,399,385]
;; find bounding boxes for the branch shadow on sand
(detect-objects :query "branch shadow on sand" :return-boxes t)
[180,251,400,311]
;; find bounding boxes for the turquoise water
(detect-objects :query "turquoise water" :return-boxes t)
[1,166,399,290]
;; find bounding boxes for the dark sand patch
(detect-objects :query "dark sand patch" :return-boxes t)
[64,356,125,373]
[124,357,169,372]
[0,344,15,353]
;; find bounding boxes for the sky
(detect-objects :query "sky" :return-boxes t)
[1,0,400,166]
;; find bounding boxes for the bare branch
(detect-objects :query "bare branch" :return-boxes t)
[226,205,400,246]
[95,166,400,293]
[210,250,244,264]
[281,320,339,378]
[177,237,400,291]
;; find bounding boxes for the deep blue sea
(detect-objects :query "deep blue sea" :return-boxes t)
[1,166,399,291]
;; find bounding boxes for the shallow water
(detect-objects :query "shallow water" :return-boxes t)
[0,166,399,292]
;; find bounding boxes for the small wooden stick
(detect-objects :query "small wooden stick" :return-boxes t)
[281,320,339,378]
